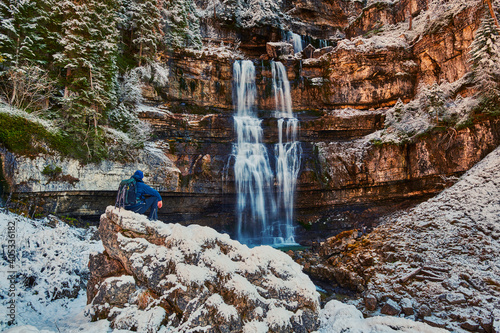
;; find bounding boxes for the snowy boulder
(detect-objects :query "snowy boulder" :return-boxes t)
[318,300,447,333]
[88,206,320,332]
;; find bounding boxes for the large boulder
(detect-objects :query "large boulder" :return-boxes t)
[88,206,320,332]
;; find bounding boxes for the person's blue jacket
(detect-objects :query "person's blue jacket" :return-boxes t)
[125,171,162,210]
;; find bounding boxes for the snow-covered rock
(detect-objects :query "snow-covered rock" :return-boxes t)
[0,211,103,332]
[297,145,500,331]
[88,206,320,332]
[318,300,447,333]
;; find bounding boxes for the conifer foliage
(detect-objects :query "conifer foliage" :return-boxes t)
[0,0,198,162]
[163,0,202,50]
[0,0,53,110]
[469,11,500,113]
[55,0,120,129]
[125,0,164,65]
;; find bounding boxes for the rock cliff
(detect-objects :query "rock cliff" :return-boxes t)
[293,146,500,332]
[1,0,498,244]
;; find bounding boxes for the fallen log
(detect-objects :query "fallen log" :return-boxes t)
[423,265,450,273]
[399,267,422,283]
[415,275,444,282]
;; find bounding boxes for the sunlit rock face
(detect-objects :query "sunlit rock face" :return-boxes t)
[157,41,417,113]
[292,146,500,332]
[413,4,482,86]
[1,0,498,245]
[88,207,320,332]
[345,0,430,39]
[289,41,418,110]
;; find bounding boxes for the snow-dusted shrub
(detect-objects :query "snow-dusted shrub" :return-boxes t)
[108,69,151,150]
[468,14,500,114]
[0,64,56,112]
[373,78,478,145]
[198,0,289,29]
[134,62,170,88]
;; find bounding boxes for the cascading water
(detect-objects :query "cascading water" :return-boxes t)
[233,60,276,246]
[232,60,301,247]
[271,61,301,245]
[287,32,304,53]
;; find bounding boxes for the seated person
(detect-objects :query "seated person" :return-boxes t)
[125,170,163,220]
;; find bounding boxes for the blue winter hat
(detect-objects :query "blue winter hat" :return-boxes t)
[133,170,144,180]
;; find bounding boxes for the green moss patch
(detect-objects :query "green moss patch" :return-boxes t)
[0,112,106,163]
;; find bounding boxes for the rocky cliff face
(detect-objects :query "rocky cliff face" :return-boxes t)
[292,145,500,332]
[1,0,498,244]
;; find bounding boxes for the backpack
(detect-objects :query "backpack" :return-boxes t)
[115,178,138,208]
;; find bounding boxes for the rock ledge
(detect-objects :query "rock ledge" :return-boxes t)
[88,206,320,332]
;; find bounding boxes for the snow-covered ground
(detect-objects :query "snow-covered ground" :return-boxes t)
[0,211,103,331]
[341,145,500,332]
[0,207,450,332]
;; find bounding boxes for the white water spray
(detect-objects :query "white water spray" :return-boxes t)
[271,61,301,245]
[233,60,276,246]
[288,32,303,53]
[232,60,301,247]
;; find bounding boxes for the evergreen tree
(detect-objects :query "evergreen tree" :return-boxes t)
[0,0,46,67]
[126,0,164,65]
[0,0,56,109]
[469,14,500,112]
[163,0,202,50]
[54,0,120,157]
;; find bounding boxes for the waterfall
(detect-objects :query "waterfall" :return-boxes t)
[232,60,300,247]
[287,32,303,53]
[233,60,276,246]
[271,61,301,245]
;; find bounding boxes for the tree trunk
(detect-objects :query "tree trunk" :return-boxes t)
[485,0,499,28]
[10,77,17,105]
[90,66,98,136]
[64,67,71,98]
[139,42,143,66]
[93,109,98,137]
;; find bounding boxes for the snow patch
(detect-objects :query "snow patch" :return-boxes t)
[318,300,448,333]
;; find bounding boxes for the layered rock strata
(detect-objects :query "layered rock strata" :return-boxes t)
[161,39,417,112]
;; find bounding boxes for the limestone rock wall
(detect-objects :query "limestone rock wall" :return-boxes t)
[413,4,482,86]
[160,41,417,113]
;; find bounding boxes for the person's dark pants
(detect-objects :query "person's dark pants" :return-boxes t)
[128,197,159,220]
